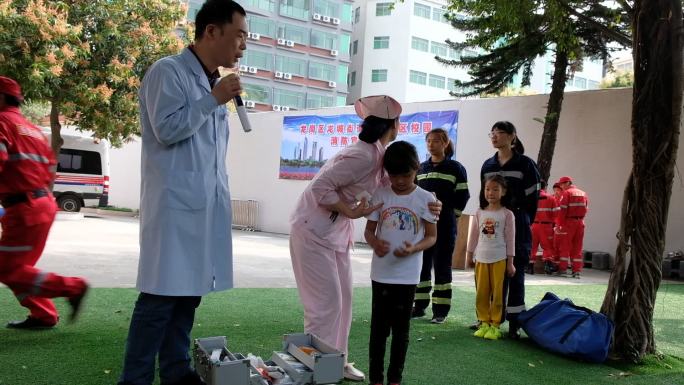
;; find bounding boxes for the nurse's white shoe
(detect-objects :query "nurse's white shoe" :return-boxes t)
[343,363,365,382]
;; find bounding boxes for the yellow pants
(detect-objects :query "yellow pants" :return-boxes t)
[475,260,507,327]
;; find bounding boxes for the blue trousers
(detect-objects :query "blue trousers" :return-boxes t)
[118,293,202,385]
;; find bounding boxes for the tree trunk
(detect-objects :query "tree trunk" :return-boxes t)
[601,0,682,362]
[49,99,63,192]
[536,49,569,183]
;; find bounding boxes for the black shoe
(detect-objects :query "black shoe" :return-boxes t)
[572,271,581,279]
[468,320,481,330]
[161,371,206,385]
[508,320,521,340]
[526,264,535,275]
[411,307,426,319]
[6,316,56,330]
[68,284,89,322]
[430,316,446,324]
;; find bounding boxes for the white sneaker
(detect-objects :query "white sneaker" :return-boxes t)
[343,363,365,381]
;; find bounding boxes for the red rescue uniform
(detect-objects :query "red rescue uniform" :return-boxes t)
[0,106,87,325]
[555,185,589,273]
[530,189,557,262]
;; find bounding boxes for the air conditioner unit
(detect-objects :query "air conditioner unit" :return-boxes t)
[283,73,292,80]
[330,49,338,56]
[250,32,261,40]
[281,106,290,112]
[331,17,340,25]
[313,13,322,20]
[286,40,295,47]
[239,64,248,72]
[322,15,331,22]
[248,66,258,74]
[245,100,256,108]
[272,105,281,111]
[277,38,286,45]
[328,81,337,88]
[275,71,284,78]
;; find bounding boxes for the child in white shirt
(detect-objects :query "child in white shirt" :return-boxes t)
[364,141,437,385]
[466,174,516,340]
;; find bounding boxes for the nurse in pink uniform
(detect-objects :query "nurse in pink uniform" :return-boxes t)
[289,95,440,382]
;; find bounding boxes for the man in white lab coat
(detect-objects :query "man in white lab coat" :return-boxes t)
[118,1,248,384]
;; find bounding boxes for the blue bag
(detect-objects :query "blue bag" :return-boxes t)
[518,292,614,363]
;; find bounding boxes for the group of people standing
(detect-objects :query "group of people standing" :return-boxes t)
[530,177,589,278]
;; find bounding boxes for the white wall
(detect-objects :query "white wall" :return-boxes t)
[108,88,684,255]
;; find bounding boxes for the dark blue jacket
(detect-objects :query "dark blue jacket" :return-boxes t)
[417,158,470,238]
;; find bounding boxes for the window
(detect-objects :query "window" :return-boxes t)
[376,2,392,16]
[587,80,600,89]
[414,3,430,19]
[307,93,335,109]
[574,76,587,89]
[340,34,351,55]
[311,29,338,50]
[409,70,427,85]
[352,40,358,55]
[186,0,203,22]
[350,71,356,86]
[411,36,429,52]
[247,15,276,38]
[432,7,449,23]
[244,0,277,13]
[428,74,445,88]
[279,0,310,20]
[446,78,458,92]
[241,50,273,71]
[243,83,272,104]
[342,3,353,23]
[275,55,307,76]
[336,96,346,106]
[448,46,461,59]
[354,6,360,23]
[371,69,387,82]
[431,41,448,57]
[313,0,339,18]
[309,61,337,81]
[57,149,102,175]
[277,22,310,45]
[273,88,306,109]
[373,36,389,49]
[337,64,348,85]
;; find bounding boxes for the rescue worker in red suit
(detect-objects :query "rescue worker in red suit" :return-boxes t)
[0,76,89,329]
[528,180,558,275]
[550,182,563,272]
[555,176,589,278]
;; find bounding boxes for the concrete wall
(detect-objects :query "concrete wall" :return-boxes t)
[107,87,684,255]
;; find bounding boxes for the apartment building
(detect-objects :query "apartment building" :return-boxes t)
[185,0,352,112]
[349,0,603,103]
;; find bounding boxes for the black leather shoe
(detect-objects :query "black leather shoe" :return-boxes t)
[6,316,56,330]
[161,371,206,385]
[68,284,89,322]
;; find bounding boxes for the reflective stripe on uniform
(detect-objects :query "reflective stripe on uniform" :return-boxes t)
[455,182,468,190]
[569,202,587,207]
[431,297,451,305]
[417,172,456,184]
[433,283,452,291]
[507,304,526,313]
[484,171,524,180]
[0,245,33,252]
[536,207,554,211]
[525,184,538,196]
[32,271,48,295]
[414,293,430,300]
[8,153,50,164]
[416,280,432,288]
[453,208,462,216]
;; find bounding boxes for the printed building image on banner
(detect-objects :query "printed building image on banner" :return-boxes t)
[279,111,459,180]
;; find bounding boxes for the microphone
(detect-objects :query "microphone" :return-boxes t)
[234,94,252,133]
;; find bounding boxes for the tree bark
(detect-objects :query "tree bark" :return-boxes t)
[601,0,682,362]
[49,99,63,192]
[536,49,569,183]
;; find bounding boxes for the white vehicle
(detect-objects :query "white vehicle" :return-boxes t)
[44,128,110,212]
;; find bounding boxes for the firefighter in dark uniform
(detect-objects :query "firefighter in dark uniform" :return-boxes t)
[0,76,89,329]
[479,121,539,339]
[412,128,470,324]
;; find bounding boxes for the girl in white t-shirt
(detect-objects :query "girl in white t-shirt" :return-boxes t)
[364,141,437,385]
[466,174,516,340]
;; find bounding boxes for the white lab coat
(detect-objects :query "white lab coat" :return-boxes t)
[136,48,232,296]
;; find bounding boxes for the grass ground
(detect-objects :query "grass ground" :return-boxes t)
[0,284,682,385]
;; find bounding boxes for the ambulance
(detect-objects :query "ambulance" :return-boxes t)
[44,128,110,212]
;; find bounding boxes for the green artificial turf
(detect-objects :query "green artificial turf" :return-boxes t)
[0,285,682,385]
